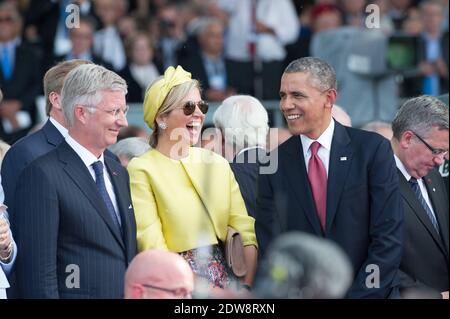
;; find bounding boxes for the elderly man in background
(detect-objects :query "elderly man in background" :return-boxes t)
[108,137,150,167]
[0,88,16,299]
[124,250,194,299]
[213,95,269,218]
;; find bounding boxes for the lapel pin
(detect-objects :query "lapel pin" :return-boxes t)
[112,171,118,176]
[340,156,347,161]
[128,204,133,209]
[432,188,436,192]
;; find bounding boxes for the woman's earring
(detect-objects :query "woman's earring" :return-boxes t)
[158,122,168,130]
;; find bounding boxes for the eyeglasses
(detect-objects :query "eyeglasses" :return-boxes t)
[141,283,191,299]
[178,101,209,116]
[84,105,129,119]
[411,130,449,157]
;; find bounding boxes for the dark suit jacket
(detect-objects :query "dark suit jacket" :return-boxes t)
[0,43,41,143]
[118,65,144,103]
[12,141,137,298]
[398,169,449,296]
[1,120,62,211]
[177,50,235,98]
[256,122,403,298]
[1,120,119,215]
[230,147,268,218]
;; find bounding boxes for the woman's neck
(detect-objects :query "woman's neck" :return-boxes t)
[155,137,190,160]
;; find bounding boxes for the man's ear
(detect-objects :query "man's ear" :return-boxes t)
[399,130,414,149]
[48,92,61,111]
[131,284,144,299]
[155,114,167,127]
[325,89,337,109]
[74,105,87,124]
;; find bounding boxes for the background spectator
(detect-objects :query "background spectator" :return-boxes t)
[120,32,159,103]
[0,2,41,144]
[108,136,150,167]
[124,249,194,299]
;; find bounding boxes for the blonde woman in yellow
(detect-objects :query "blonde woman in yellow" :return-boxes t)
[127,66,257,290]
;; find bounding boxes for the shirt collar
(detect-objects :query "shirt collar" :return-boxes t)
[65,134,105,169]
[394,154,414,182]
[300,118,335,155]
[49,117,69,138]
[236,146,265,157]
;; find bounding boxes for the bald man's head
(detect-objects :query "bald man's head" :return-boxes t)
[124,250,194,299]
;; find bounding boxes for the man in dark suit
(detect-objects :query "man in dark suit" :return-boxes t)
[13,64,137,298]
[178,18,236,102]
[0,3,41,144]
[391,95,448,299]
[256,57,403,298]
[1,59,92,215]
[54,17,113,70]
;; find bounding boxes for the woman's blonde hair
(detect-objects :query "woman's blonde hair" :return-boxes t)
[149,79,201,147]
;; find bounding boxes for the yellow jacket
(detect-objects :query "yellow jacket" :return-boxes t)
[127,147,257,253]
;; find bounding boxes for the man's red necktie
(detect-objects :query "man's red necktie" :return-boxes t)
[307,141,327,231]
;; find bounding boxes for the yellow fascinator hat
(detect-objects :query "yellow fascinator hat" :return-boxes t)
[143,65,192,129]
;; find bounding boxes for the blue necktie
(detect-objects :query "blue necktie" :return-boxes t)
[92,161,122,230]
[409,177,439,233]
[1,46,12,81]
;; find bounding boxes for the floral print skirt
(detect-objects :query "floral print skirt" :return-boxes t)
[179,244,237,289]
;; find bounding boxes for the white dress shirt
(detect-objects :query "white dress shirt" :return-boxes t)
[65,135,120,216]
[94,26,126,71]
[219,0,299,62]
[300,119,335,176]
[394,155,437,218]
[49,117,69,138]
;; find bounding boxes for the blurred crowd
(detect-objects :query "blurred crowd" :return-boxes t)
[0,0,448,143]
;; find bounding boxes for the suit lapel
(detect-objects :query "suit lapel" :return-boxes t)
[284,136,323,235]
[105,156,135,261]
[326,122,353,234]
[423,172,449,256]
[398,170,446,254]
[43,120,64,147]
[58,142,125,250]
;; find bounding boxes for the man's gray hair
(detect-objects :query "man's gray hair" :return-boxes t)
[213,95,269,150]
[61,64,128,127]
[284,57,337,92]
[195,17,224,38]
[392,95,449,140]
[108,137,150,162]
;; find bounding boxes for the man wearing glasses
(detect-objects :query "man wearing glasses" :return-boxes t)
[391,95,449,299]
[14,64,137,298]
[124,250,194,299]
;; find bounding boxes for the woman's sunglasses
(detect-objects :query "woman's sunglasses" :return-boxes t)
[180,101,209,115]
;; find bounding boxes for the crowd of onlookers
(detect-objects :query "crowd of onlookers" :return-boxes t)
[0,0,449,144]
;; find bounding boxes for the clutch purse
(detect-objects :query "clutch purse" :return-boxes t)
[224,226,247,278]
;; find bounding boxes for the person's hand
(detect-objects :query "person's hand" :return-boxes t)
[441,291,449,299]
[0,216,12,261]
[0,99,22,130]
[435,58,448,78]
[418,62,436,76]
[255,21,275,35]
